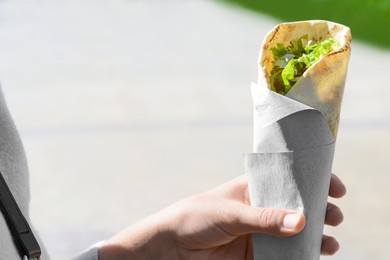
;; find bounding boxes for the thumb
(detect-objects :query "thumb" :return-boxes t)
[230,205,306,237]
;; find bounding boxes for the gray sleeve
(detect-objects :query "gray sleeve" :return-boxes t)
[72,242,104,260]
[0,86,51,259]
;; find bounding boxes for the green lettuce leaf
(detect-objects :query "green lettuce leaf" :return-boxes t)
[270,36,338,95]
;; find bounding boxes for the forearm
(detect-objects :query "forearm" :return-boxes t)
[99,212,179,260]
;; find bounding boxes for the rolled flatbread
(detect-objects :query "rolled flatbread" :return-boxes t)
[245,20,351,260]
[258,20,351,138]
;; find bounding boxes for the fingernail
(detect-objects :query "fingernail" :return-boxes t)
[283,213,301,230]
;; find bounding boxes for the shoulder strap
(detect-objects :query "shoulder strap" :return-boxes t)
[0,171,41,259]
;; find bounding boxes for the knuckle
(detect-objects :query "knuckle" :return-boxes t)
[258,208,283,232]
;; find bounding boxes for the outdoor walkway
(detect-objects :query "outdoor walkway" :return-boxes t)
[0,0,389,259]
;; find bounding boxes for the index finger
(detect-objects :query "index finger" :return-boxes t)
[329,174,346,198]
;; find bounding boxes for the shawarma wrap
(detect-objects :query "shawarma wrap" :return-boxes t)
[258,20,352,138]
[244,20,351,260]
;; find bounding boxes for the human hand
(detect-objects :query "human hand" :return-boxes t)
[100,174,346,259]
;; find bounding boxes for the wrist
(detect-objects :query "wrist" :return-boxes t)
[99,213,177,260]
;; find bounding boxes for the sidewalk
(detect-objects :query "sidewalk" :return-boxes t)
[0,0,389,259]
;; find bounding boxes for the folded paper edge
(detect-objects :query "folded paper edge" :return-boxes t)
[251,82,314,128]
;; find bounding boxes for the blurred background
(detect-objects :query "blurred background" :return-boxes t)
[0,0,388,259]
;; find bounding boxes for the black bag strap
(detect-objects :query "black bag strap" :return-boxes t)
[0,171,41,260]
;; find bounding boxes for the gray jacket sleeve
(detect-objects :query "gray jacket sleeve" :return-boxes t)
[0,86,50,259]
[72,242,104,260]
[1,85,104,260]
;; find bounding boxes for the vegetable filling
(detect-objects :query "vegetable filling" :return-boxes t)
[270,35,339,95]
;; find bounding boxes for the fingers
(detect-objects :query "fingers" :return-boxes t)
[325,202,344,226]
[228,205,306,238]
[329,174,346,198]
[321,235,340,255]
[226,175,249,196]
[322,203,343,255]
[213,175,251,204]
[322,175,344,255]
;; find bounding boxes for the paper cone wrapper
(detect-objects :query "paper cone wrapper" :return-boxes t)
[245,83,336,259]
[244,144,334,259]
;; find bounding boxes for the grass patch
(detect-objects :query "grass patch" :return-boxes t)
[219,0,389,49]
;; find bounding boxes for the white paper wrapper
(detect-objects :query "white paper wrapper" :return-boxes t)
[244,83,336,260]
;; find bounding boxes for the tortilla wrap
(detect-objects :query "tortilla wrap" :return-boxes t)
[258,20,351,138]
[245,20,351,259]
